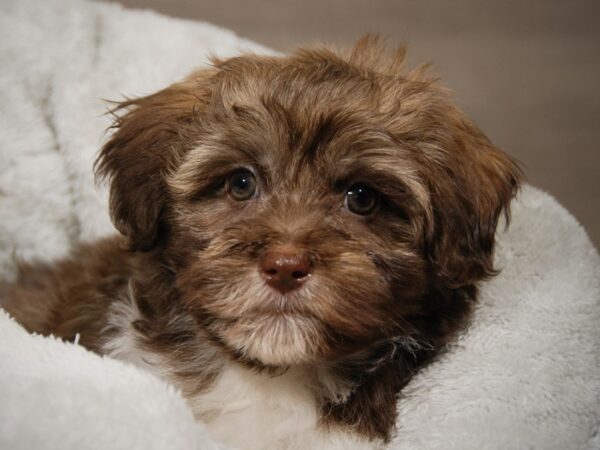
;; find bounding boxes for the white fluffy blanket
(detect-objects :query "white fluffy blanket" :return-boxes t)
[1,0,599,449]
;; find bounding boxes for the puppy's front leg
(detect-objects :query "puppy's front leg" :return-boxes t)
[0,236,135,352]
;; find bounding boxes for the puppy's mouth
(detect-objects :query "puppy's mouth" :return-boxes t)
[243,283,319,320]
[213,302,323,366]
[183,242,390,365]
[196,271,326,365]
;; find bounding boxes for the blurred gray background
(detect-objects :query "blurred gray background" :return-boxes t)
[100,0,600,247]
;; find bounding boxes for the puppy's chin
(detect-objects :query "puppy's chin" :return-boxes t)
[192,271,328,366]
[220,314,324,366]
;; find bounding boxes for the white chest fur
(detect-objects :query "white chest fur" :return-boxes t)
[188,362,380,450]
[103,300,381,450]
[191,363,317,448]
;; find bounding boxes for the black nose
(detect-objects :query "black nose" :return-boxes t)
[259,246,312,294]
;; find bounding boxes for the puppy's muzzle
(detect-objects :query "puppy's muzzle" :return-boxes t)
[259,246,312,294]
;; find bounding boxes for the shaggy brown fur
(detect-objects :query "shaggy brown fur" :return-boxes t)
[1,36,521,443]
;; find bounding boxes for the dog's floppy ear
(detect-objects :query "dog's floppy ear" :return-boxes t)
[426,118,522,289]
[95,72,215,250]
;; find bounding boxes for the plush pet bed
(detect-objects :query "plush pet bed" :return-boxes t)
[1,0,599,448]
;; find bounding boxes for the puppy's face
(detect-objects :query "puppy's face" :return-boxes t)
[97,39,520,367]
[169,101,431,366]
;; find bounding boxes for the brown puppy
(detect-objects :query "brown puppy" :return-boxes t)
[1,37,521,449]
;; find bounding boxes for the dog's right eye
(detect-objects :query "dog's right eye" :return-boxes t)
[226,170,257,201]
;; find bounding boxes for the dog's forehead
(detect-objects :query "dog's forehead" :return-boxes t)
[207,53,444,170]
[212,104,404,189]
[172,54,438,201]
[209,67,398,176]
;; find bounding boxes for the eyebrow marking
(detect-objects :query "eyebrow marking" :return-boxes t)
[168,142,267,200]
[332,146,432,223]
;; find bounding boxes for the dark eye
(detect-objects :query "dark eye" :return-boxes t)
[226,170,257,201]
[345,184,379,215]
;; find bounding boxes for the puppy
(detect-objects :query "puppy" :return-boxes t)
[1,37,521,449]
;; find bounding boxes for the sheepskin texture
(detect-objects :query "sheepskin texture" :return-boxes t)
[1,0,599,449]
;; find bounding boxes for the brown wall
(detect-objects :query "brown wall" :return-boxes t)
[100,0,600,247]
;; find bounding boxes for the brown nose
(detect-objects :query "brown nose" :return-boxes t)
[259,246,312,294]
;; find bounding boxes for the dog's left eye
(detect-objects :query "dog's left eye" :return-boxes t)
[345,184,379,215]
[226,170,257,201]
